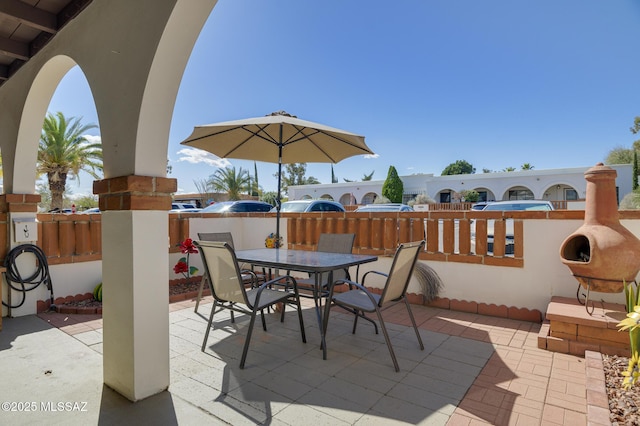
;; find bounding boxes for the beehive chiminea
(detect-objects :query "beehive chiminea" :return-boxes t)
[559,163,640,293]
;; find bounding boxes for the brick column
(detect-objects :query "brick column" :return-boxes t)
[93,175,176,211]
[94,175,177,401]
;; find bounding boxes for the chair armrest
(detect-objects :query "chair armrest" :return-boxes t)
[239,269,259,287]
[252,275,299,308]
[361,270,388,286]
[261,275,298,292]
[328,279,380,306]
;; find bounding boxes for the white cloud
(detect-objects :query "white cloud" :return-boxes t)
[364,153,379,159]
[176,148,231,168]
[83,134,101,144]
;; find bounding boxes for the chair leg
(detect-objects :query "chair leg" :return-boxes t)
[350,310,379,335]
[261,309,267,331]
[404,298,424,350]
[201,300,218,352]
[240,309,259,369]
[375,308,400,372]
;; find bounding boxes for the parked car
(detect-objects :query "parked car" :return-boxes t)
[470,202,490,211]
[274,199,345,213]
[355,203,414,212]
[169,207,202,213]
[80,207,101,214]
[482,200,554,212]
[171,202,198,210]
[471,200,554,254]
[201,200,273,213]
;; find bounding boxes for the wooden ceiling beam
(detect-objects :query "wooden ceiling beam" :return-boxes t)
[0,0,57,34]
[0,35,29,61]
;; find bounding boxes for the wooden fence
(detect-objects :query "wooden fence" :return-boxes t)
[13,208,591,269]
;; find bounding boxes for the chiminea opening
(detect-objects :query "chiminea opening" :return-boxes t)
[560,235,590,263]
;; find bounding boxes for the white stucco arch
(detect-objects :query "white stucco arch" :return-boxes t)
[471,187,496,202]
[0,0,219,402]
[12,56,79,194]
[339,192,357,205]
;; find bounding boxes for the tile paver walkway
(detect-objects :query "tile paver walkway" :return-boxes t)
[1,295,591,425]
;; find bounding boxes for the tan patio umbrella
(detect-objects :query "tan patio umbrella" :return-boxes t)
[180,111,373,243]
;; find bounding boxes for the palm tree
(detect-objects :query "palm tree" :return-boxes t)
[362,170,375,181]
[37,112,101,210]
[209,166,250,200]
[521,163,535,170]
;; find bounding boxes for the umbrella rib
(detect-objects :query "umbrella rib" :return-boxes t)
[188,124,280,158]
[220,124,279,158]
[283,126,372,162]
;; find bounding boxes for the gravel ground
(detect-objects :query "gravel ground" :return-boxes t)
[604,354,640,425]
[59,281,201,309]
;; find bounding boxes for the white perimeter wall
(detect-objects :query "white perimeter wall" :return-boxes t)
[10,215,636,316]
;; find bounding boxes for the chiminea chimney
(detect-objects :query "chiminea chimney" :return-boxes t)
[559,163,640,292]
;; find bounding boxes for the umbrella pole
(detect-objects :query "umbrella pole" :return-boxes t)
[276,125,283,247]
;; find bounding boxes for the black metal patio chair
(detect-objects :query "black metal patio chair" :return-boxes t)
[196,240,306,369]
[194,232,265,312]
[323,240,426,372]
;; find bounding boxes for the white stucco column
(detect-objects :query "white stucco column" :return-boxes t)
[96,175,176,400]
[102,210,170,399]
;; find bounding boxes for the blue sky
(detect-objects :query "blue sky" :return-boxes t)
[48,0,640,197]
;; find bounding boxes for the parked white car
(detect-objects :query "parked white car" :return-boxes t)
[471,200,554,254]
[355,203,413,212]
[171,202,197,210]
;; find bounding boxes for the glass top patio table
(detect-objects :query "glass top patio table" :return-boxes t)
[234,248,377,275]
[234,248,378,359]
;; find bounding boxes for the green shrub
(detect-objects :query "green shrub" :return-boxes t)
[382,166,403,203]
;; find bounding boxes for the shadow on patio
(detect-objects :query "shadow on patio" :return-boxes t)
[0,298,555,425]
[167,300,518,425]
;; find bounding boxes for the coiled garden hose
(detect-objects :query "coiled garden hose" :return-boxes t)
[2,244,55,311]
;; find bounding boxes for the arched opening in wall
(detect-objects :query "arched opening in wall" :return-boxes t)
[543,184,578,202]
[339,193,357,205]
[505,186,534,200]
[438,190,453,203]
[17,60,102,213]
[301,194,312,199]
[361,192,377,205]
[472,188,496,202]
[43,66,101,213]
[320,193,333,200]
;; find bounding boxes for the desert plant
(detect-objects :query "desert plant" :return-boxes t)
[459,189,480,203]
[413,261,443,303]
[620,190,640,209]
[408,193,435,207]
[617,281,640,389]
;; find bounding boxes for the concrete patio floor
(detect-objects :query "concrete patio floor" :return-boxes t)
[0,297,592,425]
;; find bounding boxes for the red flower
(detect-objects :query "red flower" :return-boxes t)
[179,238,198,254]
[173,260,188,274]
